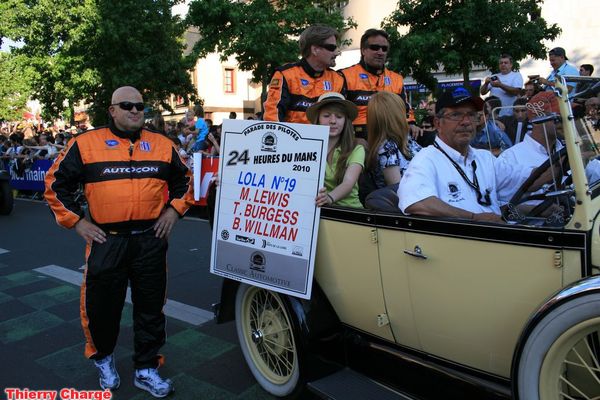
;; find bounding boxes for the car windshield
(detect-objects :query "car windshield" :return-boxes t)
[485,77,600,227]
[566,75,600,190]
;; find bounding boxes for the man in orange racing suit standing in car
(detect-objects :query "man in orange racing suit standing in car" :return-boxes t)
[340,28,412,140]
[263,24,345,124]
[44,86,194,398]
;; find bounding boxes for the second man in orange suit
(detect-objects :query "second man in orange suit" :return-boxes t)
[340,29,410,139]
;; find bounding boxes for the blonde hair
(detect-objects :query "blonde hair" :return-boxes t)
[310,103,357,184]
[366,91,409,170]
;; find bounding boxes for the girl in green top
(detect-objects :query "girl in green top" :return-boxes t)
[307,92,365,208]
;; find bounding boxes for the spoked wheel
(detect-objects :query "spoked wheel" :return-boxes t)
[540,318,600,399]
[517,294,600,400]
[235,284,302,398]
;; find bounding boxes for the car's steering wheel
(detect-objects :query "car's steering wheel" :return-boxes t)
[503,147,571,222]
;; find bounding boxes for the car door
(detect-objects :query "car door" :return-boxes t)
[377,215,586,378]
[315,209,396,342]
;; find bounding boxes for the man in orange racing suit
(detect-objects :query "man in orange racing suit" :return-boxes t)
[263,24,345,124]
[340,29,412,140]
[44,86,194,398]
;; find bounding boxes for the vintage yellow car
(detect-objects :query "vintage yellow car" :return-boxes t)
[214,77,600,400]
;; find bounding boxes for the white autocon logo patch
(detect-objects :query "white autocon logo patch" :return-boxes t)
[101,166,159,175]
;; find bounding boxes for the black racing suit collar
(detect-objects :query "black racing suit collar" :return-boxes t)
[300,58,325,78]
[360,59,384,76]
[109,119,141,142]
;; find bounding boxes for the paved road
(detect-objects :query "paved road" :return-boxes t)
[0,199,277,400]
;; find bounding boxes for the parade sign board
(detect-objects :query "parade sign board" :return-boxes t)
[210,120,328,299]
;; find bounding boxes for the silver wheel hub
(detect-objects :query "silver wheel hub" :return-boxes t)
[251,328,263,344]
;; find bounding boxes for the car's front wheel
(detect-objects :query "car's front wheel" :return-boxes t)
[516,294,600,399]
[0,180,13,215]
[235,283,302,398]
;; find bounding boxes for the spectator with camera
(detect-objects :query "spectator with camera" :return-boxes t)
[480,54,523,117]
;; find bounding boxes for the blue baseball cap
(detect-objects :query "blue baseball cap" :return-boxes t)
[436,86,484,112]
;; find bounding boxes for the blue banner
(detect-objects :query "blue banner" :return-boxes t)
[3,159,52,191]
[405,79,481,93]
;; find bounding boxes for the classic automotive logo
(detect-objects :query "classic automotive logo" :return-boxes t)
[235,234,255,245]
[261,132,277,152]
[249,251,266,272]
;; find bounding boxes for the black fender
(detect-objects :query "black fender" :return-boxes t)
[0,169,10,182]
[510,274,600,398]
[216,278,341,341]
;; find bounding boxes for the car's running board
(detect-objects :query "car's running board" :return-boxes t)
[307,368,419,400]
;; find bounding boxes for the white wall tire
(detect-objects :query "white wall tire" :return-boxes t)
[235,284,301,397]
[517,294,600,400]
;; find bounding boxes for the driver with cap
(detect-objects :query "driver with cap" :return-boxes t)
[398,87,539,223]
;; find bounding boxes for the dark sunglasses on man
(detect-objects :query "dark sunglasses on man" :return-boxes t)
[319,43,338,52]
[112,102,145,111]
[368,44,388,52]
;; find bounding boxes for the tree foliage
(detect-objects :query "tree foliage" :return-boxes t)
[0,52,35,121]
[87,0,196,124]
[1,0,195,125]
[382,0,561,91]
[185,0,356,105]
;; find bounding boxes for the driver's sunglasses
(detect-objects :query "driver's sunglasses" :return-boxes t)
[112,102,145,111]
[319,43,338,52]
[368,44,389,52]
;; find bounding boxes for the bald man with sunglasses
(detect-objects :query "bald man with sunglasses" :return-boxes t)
[45,86,194,397]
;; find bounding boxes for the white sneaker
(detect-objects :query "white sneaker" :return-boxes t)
[134,368,174,398]
[93,354,120,390]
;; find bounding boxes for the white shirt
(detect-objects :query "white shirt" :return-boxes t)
[398,137,534,214]
[499,134,563,167]
[486,71,523,116]
[498,135,564,206]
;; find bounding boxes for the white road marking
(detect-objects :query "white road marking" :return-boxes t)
[0,248,10,255]
[34,265,214,326]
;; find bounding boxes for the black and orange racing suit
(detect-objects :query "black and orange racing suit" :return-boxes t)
[45,123,194,369]
[263,58,345,124]
[340,60,411,139]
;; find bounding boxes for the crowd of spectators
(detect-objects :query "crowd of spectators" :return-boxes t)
[0,122,84,178]
[144,105,226,169]
[409,47,599,157]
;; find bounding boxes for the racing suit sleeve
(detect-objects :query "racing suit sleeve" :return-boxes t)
[167,146,194,216]
[44,140,85,229]
[263,70,290,122]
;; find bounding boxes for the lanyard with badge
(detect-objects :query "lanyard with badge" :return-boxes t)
[433,142,492,206]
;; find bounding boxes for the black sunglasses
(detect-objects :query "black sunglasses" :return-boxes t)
[368,44,389,52]
[319,43,338,52]
[111,102,145,111]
